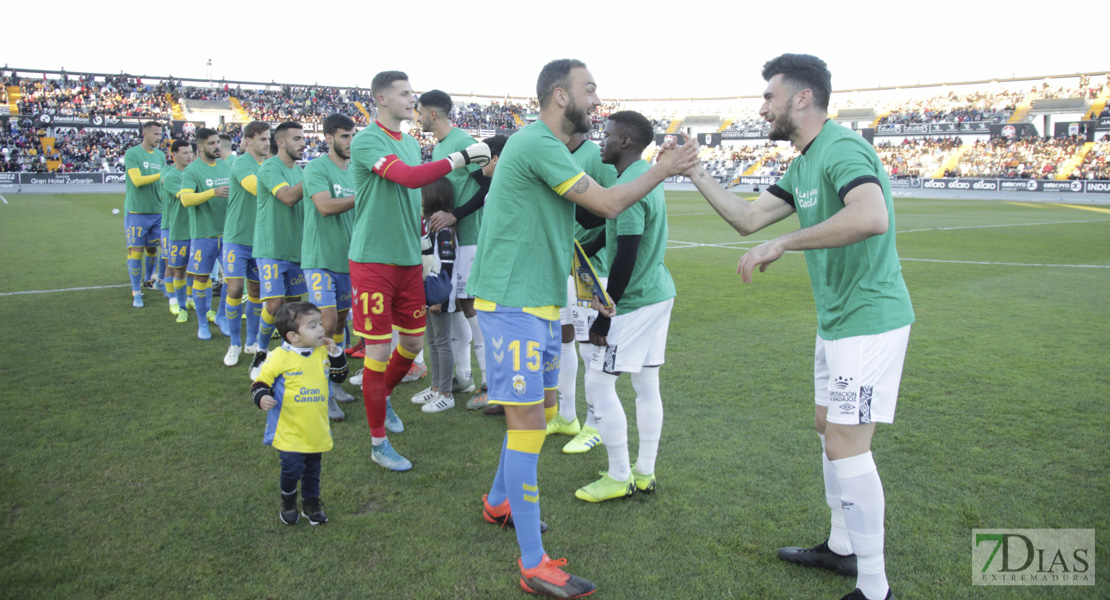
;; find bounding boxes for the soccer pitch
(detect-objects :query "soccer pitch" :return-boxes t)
[0,192,1107,599]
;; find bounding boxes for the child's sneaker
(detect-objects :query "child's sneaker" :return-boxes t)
[421,393,455,413]
[279,491,299,525]
[411,387,436,405]
[301,497,328,525]
[349,368,363,386]
[249,350,268,381]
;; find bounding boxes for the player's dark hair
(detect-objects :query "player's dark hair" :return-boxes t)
[417,89,452,116]
[195,127,218,142]
[271,121,303,155]
[243,120,270,139]
[170,139,190,153]
[421,178,455,217]
[323,113,356,136]
[607,111,654,151]
[371,71,408,99]
[761,53,831,112]
[482,134,508,158]
[537,59,586,109]
[218,133,232,142]
[143,121,161,130]
[274,302,321,345]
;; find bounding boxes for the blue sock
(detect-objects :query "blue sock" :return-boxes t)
[258,307,276,351]
[219,284,228,316]
[505,430,545,569]
[488,436,509,506]
[194,283,209,322]
[174,279,187,309]
[127,252,142,294]
[205,285,213,314]
[246,297,261,346]
[226,299,243,346]
[144,251,156,283]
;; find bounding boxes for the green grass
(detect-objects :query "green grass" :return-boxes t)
[1,192,1108,599]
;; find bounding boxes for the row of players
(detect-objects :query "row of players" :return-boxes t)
[121,54,911,600]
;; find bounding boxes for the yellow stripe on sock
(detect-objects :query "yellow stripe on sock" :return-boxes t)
[522,483,537,492]
[227,297,243,307]
[397,345,418,360]
[365,358,387,373]
[128,249,143,259]
[261,308,275,325]
[164,280,175,293]
[507,429,545,454]
[332,333,344,345]
[247,296,260,304]
[544,405,557,423]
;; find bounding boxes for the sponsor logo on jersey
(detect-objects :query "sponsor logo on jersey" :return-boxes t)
[795,187,818,209]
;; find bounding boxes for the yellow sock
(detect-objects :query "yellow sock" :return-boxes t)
[544,405,558,423]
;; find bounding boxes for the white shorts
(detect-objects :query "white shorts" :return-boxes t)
[453,245,476,299]
[815,324,911,425]
[560,275,607,340]
[588,297,673,374]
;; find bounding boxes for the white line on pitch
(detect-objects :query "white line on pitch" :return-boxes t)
[0,284,130,297]
[899,258,1109,268]
[896,218,1110,234]
[0,196,7,205]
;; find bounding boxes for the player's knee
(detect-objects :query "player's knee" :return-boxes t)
[398,333,423,354]
[814,411,827,436]
[561,324,575,343]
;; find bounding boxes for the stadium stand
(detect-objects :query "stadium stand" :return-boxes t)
[3,68,1109,184]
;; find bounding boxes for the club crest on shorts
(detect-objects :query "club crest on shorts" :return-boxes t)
[264,281,272,293]
[512,374,526,397]
[314,291,322,303]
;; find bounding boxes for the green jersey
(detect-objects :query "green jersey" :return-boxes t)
[468,121,586,307]
[223,154,238,171]
[605,160,675,315]
[302,155,355,273]
[254,157,305,262]
[162,166,190,242]
[180,158,230,239]
[349,123,423,266]
[225,154,264,247]
[432,127,482,246]
[773,119,914,339]
[123,145,166,214]
[571,140,618,277]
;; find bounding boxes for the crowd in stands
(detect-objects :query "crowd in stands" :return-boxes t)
[1071,139,1110,180]
[876,138,961,178]
[0,121,48,172]
[10,73,173,120]
[6,69,1110,182]
[947,136,1084,179]
[878,90,1018,125]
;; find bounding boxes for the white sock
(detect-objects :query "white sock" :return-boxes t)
[558,341,578,421]
[467,315,485,384]
[820,433,853,555]
[832,451,888,600]
[579,343,597,428]
[450,311,471,381]
[371,435,387,446]
[631,367,663,475]
[585,368,628,481]
[415,350,424,365]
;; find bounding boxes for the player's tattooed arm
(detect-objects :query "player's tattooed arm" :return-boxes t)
[572,177,590,194]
